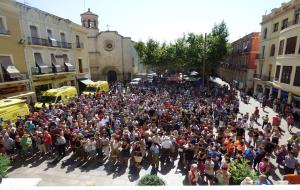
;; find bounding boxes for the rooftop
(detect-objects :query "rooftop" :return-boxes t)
[80,8,98,17]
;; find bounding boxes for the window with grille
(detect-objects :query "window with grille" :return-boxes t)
[285,36,297,54]
[275,65,281,81]
[0,17,7,34]
[281,66,292,84]
[270,44,275,56]
[294,67,300,86]
[273,23,279,32]
[278,40,285,55]
[261,46,265,58]
[281,18,288,30]
[263,28,268,39]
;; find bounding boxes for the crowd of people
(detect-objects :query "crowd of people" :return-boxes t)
[0,78,299,185]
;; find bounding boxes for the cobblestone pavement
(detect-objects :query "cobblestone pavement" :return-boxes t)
[7,79,300,186]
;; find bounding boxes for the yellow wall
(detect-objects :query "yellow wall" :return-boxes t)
[0,0,27,74]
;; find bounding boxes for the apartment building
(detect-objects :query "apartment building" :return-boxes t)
[219,32,260,93]
[0,0,32,99]
[253,0,300,108]
[16,2,90,97]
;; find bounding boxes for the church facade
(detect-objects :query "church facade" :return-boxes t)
[80,9,139,83]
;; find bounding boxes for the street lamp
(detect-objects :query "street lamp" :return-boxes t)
[202,33,207,86]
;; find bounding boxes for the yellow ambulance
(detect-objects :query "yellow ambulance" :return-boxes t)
[0,99,30,125]
[34,86,77,109]
[83,81,109,95]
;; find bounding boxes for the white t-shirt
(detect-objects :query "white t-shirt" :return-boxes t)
[161,139,172,149]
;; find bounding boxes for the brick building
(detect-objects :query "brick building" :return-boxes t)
[218,32,260,93]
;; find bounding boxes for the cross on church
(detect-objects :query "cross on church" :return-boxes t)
[106,24,110,31]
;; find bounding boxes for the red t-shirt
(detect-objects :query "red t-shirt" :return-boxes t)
[44,134,52,145]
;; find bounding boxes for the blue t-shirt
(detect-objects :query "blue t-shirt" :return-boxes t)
[243,149,256,162]
[27,123,36,131]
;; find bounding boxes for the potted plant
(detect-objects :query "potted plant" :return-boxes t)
[0,155,11,184]
[229,158,258,185]
[137,174,165,186]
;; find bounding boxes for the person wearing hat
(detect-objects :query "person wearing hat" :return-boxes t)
[188,163,199,185]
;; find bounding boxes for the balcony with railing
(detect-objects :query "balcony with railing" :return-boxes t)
[31,64,76,76]
[27,37,72,49]
[281,19,300,31]
[0,72,28,83]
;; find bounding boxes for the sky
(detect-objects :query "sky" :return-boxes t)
[17,0,289,43]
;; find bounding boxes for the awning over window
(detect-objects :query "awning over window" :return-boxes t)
[79,79,94,85]
[0,56,21,79]
[52,63,63,73]
[34,53,49,74]
[48,37,58,47]
[64,62,75,72]
[79,78,94,85]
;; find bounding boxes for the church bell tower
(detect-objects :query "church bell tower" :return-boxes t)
[80,8,99,31]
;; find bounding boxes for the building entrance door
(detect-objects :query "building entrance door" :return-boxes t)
[107,70,117,83]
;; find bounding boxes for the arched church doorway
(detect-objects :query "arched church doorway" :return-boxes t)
[107,70,117,83]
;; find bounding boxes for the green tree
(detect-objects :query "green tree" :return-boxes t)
[0,155,10,177]
[138,174,165,186]
[134,41,146,63]
[133,21,229,77]
[186,33,204,67]
[206,21,229,76]
[229,158,258,185]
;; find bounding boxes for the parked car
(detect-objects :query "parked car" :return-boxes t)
[129,78,142,85]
